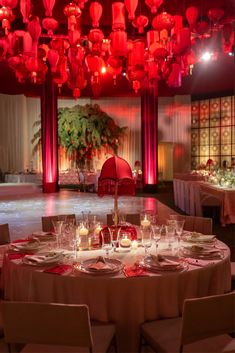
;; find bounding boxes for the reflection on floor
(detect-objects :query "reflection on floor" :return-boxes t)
[0,190,176,241]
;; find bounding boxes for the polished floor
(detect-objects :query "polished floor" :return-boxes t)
[0,188,175,241]
[0,184,234,260]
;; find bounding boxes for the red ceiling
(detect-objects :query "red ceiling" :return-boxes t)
[0,0,234,98]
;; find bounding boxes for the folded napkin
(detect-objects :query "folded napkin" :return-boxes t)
[183,232,216,243]
[8,253,28,260]
[123,265,148,277]
[12,238,29,243]
[44,264,72,275]
[24,252,62,264]
[86,257,113,271]
[147,255,182,270]
[11,239,40,252]
[183,245,222,259]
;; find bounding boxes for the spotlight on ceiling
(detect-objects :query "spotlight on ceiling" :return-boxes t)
[200,52,213,62]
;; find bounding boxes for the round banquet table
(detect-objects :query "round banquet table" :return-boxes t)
[1,242,231,353]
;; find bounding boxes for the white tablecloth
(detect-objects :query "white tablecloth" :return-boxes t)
[173,179,235,225]
[5,173,41,184]
[2,242,231,353]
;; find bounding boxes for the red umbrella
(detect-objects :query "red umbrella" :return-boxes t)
[98,155,135,225]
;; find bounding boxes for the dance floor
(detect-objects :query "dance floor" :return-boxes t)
[0,190,176,241]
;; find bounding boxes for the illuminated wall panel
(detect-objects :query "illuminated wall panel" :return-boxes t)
[191,95,235,168]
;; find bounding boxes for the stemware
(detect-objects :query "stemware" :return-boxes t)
[101,229,113,258]
[151,224,162,254]
[108,227,119,251]
[165,222,176,251]
[52,220,64,249]
[140,226,152,259]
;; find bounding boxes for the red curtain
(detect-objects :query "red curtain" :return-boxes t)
[41,69,59,193]
[141,82,158,192]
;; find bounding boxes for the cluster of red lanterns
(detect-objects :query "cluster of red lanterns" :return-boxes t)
[0,0,234,97]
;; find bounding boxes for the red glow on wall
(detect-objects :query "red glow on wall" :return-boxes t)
[41,70,59,193]
[141,84,158,190]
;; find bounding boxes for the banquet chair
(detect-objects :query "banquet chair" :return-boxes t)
[139,291,235,353]
[41,214,76,232]
[2,301,117,353]
[107,213,141,226]
[170,215,212,235]
[0,224,10,245]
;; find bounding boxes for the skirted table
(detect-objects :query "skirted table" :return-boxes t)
[1,243,231,353]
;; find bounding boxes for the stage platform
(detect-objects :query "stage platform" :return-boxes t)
[0,183,41,198]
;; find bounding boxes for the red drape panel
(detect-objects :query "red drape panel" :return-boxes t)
[141,83,158,192]
[41,69,59,193]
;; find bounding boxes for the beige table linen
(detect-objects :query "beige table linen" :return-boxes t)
[2,245,231,353]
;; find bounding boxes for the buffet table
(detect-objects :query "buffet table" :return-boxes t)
[173,178,235,225]
[1,239,231,353]
[4,173,41,184]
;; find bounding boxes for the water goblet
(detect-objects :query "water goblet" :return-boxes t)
[52,220,64,249]
[108,226,119,251]
[140,226,153,259]
[101,229,112,258]
[165,222,176,252]
[151,224,162,254]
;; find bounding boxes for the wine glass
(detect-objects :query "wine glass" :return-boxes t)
[151,224,162,254]
[166,222,176,251]
[140,226,152,259]
[108,227,119,251]
[52,220,64,249]
[101,229,112,258]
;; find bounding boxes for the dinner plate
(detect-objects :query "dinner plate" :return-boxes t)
[181,232,216,244]
[10,239,43,253]
[181,245,223,260]
[140,255,188,273]
[32,231,56,241]
[22,252,63,266]
[75,257,123,276]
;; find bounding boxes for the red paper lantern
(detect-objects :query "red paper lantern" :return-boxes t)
[68,29,81,46]
[89,2,102,28]
[146,30,159,47]
[207,8,224,24]
[20,0,32,23]
[152,12,175,32]
[88,28,104,43]
[145,0,163,14]
[173,28,191,56]
[0,6,14,34]
[10,30,33,56]
[185,6,198,29]
[112,2,125,31]
[147,61,160,81]
[42,17,58,35]
[195,21,209,36]
[85,54,104,75]
[47,49,59,72]
[0,38,8,57]
[110,30,127,57]
[43,0,55,17]
[25,57,40,82]
[167,63,181,88]
[132,15,149,34]
[64,2,81,31]
[149,43,168,59]
[27,17,41,42]
[0,0,17,8]
[124,0,138,20]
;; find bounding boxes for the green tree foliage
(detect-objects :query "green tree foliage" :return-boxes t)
[32,103,127,167]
